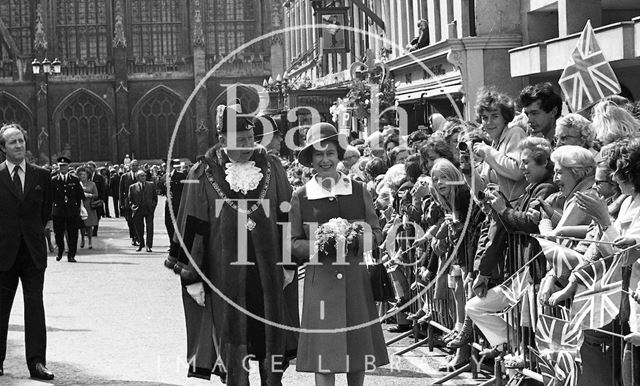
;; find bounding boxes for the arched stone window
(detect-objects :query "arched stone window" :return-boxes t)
[55,0,110,62]
[204,0,258,56]
[54,89,114,162]
[132,86,192,160]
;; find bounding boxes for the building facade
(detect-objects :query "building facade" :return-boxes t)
[0,0,286,164]
[282,0,527,135]
[509,0,640,102]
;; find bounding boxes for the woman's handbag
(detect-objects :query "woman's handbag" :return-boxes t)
[90,199,104,209]
[368,261,395,302]
[79,201,89,220]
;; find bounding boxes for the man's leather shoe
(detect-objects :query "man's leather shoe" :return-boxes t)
[30,363,54,380]
[132,240,139,246]
[68,257,77,263]
[388,324,412,333]
[146,247,152,252]
[56,252,63,261]
[136,246,143,252]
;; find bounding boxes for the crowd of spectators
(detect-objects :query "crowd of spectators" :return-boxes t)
[285,82,640,384]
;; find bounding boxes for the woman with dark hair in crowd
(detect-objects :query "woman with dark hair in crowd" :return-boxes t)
[419,135,456,174]
[76,166,98,250]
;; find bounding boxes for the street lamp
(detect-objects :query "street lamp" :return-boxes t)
[32,57,61,165]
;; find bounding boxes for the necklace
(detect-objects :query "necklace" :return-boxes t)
[205,161,272,231]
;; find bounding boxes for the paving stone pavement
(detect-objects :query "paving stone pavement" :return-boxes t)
[2,197,482,385]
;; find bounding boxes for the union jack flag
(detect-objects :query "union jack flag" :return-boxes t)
[529,346,556,386]
[535,314,583,357]
[570,254,622,330]
[559,20,621,112]
[554,351,580,386]
[499,266,532,308]
[535,237,583,279]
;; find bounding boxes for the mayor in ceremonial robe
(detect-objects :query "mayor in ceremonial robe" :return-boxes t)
[172,105,297,385]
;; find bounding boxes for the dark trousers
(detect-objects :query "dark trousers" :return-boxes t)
[122,208,136,241]
[103,198,110,218]
[133,210,154,248]
[111,196,120,218]
[53,215,79,257]
[165,204,175,243]
[0,240,46,369]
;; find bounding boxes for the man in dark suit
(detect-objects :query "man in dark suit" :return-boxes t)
[119,160,139,245]
[86,161,106,236]
[0,124,54,380]
[109,167,121,218]
[51,156,85,263]
[165,159,186,256]
[129,170,158,252]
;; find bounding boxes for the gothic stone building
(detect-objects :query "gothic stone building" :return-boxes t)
[0,0,286,164]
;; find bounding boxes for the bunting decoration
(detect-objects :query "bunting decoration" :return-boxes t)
[570,253,623,330]
[558,20,621,112]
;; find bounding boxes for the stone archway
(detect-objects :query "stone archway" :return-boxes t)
[52,88,115,162]
[131,86,194,160]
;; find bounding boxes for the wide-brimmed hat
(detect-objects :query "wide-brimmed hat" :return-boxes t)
[298,122,349,167]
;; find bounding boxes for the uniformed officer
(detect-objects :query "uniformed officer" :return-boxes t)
[51,156,85,262]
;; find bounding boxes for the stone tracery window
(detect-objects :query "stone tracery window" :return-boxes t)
[130,0,183,60]
[57,92,113,162]
[0,0,32,54]
[55,0,109,61]
[204,0,257,56]
[134,89,190,160]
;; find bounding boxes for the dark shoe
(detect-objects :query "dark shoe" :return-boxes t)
[388,324,412,333]
[417,311,433,326]
[80,238,85,248]
[164,255,178,270]
[447,330,472,349]
[447,318,474,348]
[56,252,63,262]
[132,240,139,246]
[479,345,504,359]
[438,358,469,372]
[68,257,77,263]
[146,247,152,253]
[136,246,143,252]
[29,362,54,380]
[442,329,459,344]
[407,309,426,322]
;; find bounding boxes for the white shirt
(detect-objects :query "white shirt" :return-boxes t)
[6,159,26,190]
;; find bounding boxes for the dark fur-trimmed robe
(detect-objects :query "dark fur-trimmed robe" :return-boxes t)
[175,144,298,385]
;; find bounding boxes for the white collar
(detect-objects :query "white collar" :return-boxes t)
[6,159,26,175]
[306,173,352,200]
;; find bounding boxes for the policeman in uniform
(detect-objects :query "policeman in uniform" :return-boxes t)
[51,156,85,262]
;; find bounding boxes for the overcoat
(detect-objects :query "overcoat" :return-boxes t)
[290,175,389,373]
[175,145,298,384]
